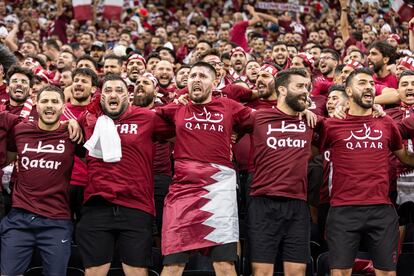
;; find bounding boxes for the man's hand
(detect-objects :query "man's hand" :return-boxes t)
[64,119,83,144]
[245,4,255,14]
[299,110,317,128]
[339,0,349,8]
[176,94,189,105]
[372,104,386,118]
[333,105,348,119]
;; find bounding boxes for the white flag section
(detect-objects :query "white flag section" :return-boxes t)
[390,0,414,21]
[162,160,239,255]
[103,0,123,20]
[200,164,239,244]
[73,0,93,21]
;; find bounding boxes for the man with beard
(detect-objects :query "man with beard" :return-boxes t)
[367,41,398,88]
[311,49,339,97]
[234,64,279,216]
[385,70,414,244]
[229,47,248,81]
[103,54,123,76]
[319,68,414,276]
[154,60,176,104]
[179,33,198,64]
[76,55,99,75]
[60,68,98,221]
[1,85,83,276]
[60,67,73,89]
[57,50,76,72]
[177,52,256,103]
[271,42,291,70]
[243,69,318,276]
[132,73,173,242]
[338,61,400,105]
[125,53,147,97]
[175,66,190,89]
[157,62,252,276]
[90,41,106,64]
[76,74,174,276]
[245,60,260,89]
[193,40,212,63]
[3,65,38,121]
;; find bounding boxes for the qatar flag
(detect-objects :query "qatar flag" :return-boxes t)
[162,160,239,255]
[103,0,123,21]
[73,0,93,21]
[391,0,414,22]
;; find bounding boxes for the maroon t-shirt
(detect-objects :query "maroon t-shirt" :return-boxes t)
[0,112,18,169]
[151,104,173,176]
[230,21,249,51]
[0,83,8,105]
[9,122,78,219]
[79,106,174,215]
[246,108,320,200]
[5,103,38,121]
[156,97,252,168]
[309,95,328,117]
[374,73,398,89]
[320,115,403,206]
[61,103,88,186]
[241,99,277,172]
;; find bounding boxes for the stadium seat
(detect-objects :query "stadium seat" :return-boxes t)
[397,253,414,276]
[24,266,85,276]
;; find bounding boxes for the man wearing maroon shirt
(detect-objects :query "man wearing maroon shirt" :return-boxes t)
[244,68,316,276]
[60,68,98,222]
[311,49,339,96]
[3,65,38,121]
[230,5,261,51]
[132,72,173,239]
[367,41,398,89]
[320,68,414,276]
[385,70,414,242]
[157,62,252,276]
[76,74,173,276]
[1,86,82,276]
[154,60,177,104]
[271,42,291,71]
[0,111,18,217]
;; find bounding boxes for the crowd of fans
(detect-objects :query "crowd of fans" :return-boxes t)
[1,0,414,275]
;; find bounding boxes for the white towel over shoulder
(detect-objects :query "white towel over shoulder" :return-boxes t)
[84,115,122,162]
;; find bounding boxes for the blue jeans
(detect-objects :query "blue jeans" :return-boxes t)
[1,208,73,276]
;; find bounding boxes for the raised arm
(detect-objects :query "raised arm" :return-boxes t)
[245,5,261,26]
[340,0,350,43]
[409,17,414,52]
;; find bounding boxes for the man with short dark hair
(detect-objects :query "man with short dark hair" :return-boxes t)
[244,68,317,276]
[320,68,414,276]
[103,54,123,76]
[4,65,38,121]
[76,74,174,276]
[1,85,83,276]
[272,42,291,70]
[158,62,252,276]
[367,41,398,88]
